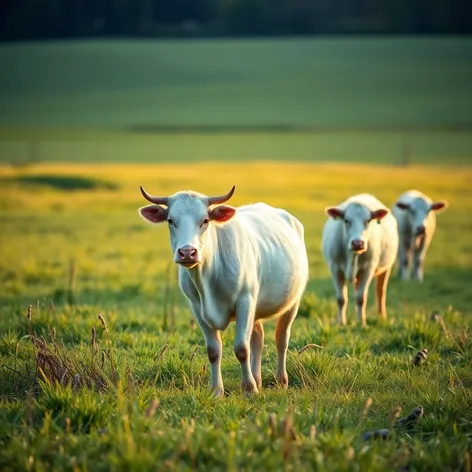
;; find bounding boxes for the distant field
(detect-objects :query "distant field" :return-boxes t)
[1,37,472,129]
[0,162,471,470]
[1,129,472,165]
[0,37,472,165]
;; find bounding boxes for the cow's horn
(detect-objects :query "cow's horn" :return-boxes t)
[208,186,236,205]
[140,186,168,205]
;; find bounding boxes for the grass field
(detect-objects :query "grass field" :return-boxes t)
[1,37,472,165]
[1,161,471,471]
[1,36,471,471]
[1,38,472,129]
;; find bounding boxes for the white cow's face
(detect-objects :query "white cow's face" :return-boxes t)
[325,203,389,254]
[167,196,212,267]
[396,197,448,236]
[139,192,236,269]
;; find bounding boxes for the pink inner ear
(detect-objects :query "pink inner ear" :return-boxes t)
[209,205,236,223]
[371,208,389,220]
[139,205,168,223]
[431,202,446,211]
[326,208,343,219]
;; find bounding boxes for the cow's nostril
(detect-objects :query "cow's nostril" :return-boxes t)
[178,249,185,259]
[190,249,197,257]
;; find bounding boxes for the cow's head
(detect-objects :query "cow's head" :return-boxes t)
[395,197,448,236]
[139,186,236,268]
[325,203,389,254]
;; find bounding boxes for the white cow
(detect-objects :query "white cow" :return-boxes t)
[322,194,399,326]
[138,185,308,396]
[392,189,448,282]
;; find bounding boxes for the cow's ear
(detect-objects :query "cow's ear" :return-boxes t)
[209,205,236,223]
[396,201,410,210]
[139,205,168,224]
[370,208,389,221]
[430,200,449,213]
[325,207,344,220]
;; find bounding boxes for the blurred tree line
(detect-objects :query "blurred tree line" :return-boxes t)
[1,0,470,41]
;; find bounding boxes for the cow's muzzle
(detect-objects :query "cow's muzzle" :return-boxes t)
[350,239,366,253]
[176,245,200,267]
[415,225,426,236]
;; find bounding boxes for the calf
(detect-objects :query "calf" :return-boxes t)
[392,190,448,281]
[322,194,398,326]
[138,185,308,396]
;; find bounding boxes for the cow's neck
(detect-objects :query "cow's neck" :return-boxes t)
[184,223,223,293]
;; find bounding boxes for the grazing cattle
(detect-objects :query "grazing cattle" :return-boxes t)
[322,194,398,326]
[392,190,449,282]
[138,185,308,396]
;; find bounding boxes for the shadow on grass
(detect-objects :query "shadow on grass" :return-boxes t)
[2,174,118,191]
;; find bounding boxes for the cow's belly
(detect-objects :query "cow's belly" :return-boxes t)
[254,272,303,320]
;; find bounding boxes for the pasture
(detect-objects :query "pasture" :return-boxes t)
[1,37,472,166]
[0,37,471,471]
[0,161,471,471]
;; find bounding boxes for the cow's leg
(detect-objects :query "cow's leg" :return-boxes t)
[397,239,411,280]
[191,305,224,398]
[412,239,427,282]
[355,269,374,326]
[375,268,391,320]
[234,295,258,394]
[329,266,348,325]
[250,321,264,390]
[275,301,299,388]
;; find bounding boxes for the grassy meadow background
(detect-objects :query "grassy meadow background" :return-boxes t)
[0,37,471,471]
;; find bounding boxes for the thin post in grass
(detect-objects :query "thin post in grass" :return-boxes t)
[357,397,373,428]
[162,262,173,332]
[68,259,76,306]
[401,142,412,167]
[26,304,38,377]
[189,346,199,387]
[13,342,20,391]
[169,265,178,331]
[28,139,40,165]
[91,326,97,374]
[27,305,33,336]
[98,314,116,383]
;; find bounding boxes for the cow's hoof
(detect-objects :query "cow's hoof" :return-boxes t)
[212,386,225,398]
[242,381,259,396]
[253,375,262,390]
[276,374,288,389]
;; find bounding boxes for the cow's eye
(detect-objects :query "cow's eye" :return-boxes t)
[344,219,350,226]
[167,219,174,226]
[200,218,209,227]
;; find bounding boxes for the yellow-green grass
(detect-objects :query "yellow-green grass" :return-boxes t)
[1,129,472,165]
[0,162,471,471]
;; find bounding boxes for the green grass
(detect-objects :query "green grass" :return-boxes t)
[1,37,472,165]
[1,37,472,129]
[0,162,471,471]
[1,129,472,165]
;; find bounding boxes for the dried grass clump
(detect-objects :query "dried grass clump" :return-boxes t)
[27,306,116,392]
